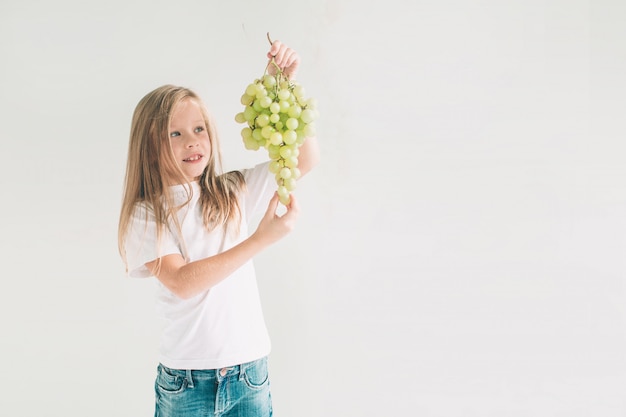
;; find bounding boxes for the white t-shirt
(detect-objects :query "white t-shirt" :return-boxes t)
[124,162,276,370]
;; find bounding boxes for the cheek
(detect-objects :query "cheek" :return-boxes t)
[203,136,213,154]
[169,141,185,157]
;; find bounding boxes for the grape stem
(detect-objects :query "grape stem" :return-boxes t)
[264,32,289,81]
[264,59,283,79]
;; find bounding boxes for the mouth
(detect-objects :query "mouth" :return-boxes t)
[183,154,203,163]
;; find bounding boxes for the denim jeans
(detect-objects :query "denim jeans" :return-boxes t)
[154,357,273,417]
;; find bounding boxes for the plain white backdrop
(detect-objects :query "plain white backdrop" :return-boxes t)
[1,0,625,415]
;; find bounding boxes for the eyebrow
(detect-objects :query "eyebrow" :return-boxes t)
[169,120,205,130]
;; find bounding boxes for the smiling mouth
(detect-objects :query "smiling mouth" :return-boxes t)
[183,154,203,162]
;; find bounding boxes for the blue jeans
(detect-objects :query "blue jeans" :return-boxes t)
[154,357,272,417]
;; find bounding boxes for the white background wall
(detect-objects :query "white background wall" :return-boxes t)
[1,0,625,415]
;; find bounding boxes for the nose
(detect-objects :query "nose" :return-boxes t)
[185,136,199,148]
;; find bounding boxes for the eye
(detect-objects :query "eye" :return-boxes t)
[170,131,180,138]
[194,126,205,133]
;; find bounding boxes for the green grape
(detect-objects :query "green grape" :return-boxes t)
[252,99,264,112]
[259,96,273,108]
[255,113,270,128]
[278,88,290,101]
[284,177,297,192]
[270,102,281,114]
[243,105,257,122]
[269,160,281,174]
[254,83,266,96]
[252,128,263,141]
[261,125,274,139]
[283,130,297,145]
[285,118,299,131]
[279,167,292,179]
[283,156,298,168]
[277,185,289,199]
[243,135,259,150]
[267,144,281,158]
[263,74,276,88]
[303,123,316,138]
[235,112,246,124]
[288,104,302,118]
[293,85,305,99]
[279,100,290,113]
[245,83,257,96]
[269,131,283,146]
[241,94,254,106]
[300,108,315,124]
[241,127,252,139]
[279,146,292,159]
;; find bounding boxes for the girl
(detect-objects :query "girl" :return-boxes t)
[118,40,319,417]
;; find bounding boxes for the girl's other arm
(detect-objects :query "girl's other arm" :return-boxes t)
[146,193,299,299]
[297,135,320,177]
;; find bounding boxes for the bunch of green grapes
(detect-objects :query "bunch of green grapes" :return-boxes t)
[235,43,318,205]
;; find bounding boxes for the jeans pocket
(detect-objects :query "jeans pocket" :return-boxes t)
[155,364,187,394]
[243,357,269,390]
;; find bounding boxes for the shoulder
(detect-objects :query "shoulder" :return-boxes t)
[239,161,271,183]
[127,200,160,229]
[130,200,153,218]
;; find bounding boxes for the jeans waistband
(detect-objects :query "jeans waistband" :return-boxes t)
[158,356,265,385]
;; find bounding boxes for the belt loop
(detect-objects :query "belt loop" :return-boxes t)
[186,369,194,388]
[238,362,246,381]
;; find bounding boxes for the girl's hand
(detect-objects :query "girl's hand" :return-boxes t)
[267,40,300,80]
[253,192,300,246]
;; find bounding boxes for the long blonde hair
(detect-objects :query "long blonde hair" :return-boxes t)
[118,85,245,272]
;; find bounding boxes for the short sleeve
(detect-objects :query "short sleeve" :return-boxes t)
[241,161,275,222]
[124,204,182,278]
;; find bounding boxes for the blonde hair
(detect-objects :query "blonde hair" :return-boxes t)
[118,85,245,272]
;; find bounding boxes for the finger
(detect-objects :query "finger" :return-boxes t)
[279,49,297,68]
[266,62,277,76]
[263,192,279,219]
[275,195,298,229]
[273,49,286,67]
[282,53,300,78]
[267,40,282,59]
[284,193,300,217]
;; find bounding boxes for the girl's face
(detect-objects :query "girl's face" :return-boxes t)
[167,98,211,184]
